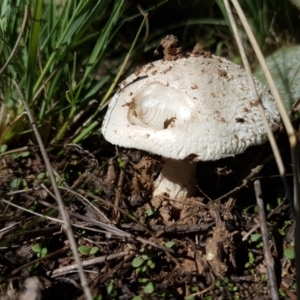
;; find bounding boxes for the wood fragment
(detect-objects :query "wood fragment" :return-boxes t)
[254,179,279,300]
[113,155,128,223]
[51,251,133,277]
[120,222,215,233]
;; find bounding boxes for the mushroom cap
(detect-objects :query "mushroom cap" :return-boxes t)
[102,55,280,162]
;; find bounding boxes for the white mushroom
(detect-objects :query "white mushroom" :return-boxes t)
[102,49,280,204]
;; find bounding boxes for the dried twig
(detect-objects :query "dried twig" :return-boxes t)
[0,146,31,158]
[9,247,66,277]
[213,165,264,202]
[113,156,128,223]
[51,251,133,277]
[254,180,279,300]
[58,185,111,224]
[120,222,215,233]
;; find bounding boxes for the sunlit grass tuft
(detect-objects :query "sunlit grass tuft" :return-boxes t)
[0,0,154,146]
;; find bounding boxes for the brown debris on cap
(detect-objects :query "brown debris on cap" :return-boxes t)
[191,43,212,58]
[160,35,184,61]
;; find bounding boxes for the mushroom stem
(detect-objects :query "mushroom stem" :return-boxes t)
[153,159,197,201]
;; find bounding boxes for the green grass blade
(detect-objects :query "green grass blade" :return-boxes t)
[74,0,126,98]
[72,13,148,144]
[26,0,42,103]
[53,1,126,143]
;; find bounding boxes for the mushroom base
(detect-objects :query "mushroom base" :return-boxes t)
[153,159,197,203]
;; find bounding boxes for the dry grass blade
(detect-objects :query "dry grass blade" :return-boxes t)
[58,185,112,225]
[223,0,286,187]
[0,146,30,158]
[113,156,128,223]
[9,247,66,277]
[51,251,133,277]
[99,13,149,108]
[254,180,279,300]
[11,80,93,300]
[0,198,63,224]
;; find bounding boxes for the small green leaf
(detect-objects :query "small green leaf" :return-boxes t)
[133,212,139,220]
[0,144,8,153]
[223,277,229,284]
[131,296,143,300]
[284,247,295,259]
[277,196,284,206]
[29,204,37,211]
[132,257,144,268]
[21,180,28,188]
[284,220,292,226]
[78,245,90,255]
[191,286,199,292]
[21,151,30,157]
[279,288,286,297]
[90,246,99,255]
[145,209,154,217]
[141,265,147,272]
[117,157,125,168]
[185,295,195,300]
[260,274,266,282]
[28,262,40,271]
[141,254,149,260]
[107,280,115,295]
[144,281,155,294]
[256,242,263,249]
[41,247,48,257]
[37,172,46,179]
[165,241,175,248]
[248,252,255,264]
[147,259,155,269]
[32,243,42,253]
[228,283,238,292]
[250,233,262,242]
[10,178,20,189]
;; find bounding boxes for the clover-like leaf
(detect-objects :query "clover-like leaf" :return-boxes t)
[132,257,144,268]
[78,245,90,255]
[144,281,155,294]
